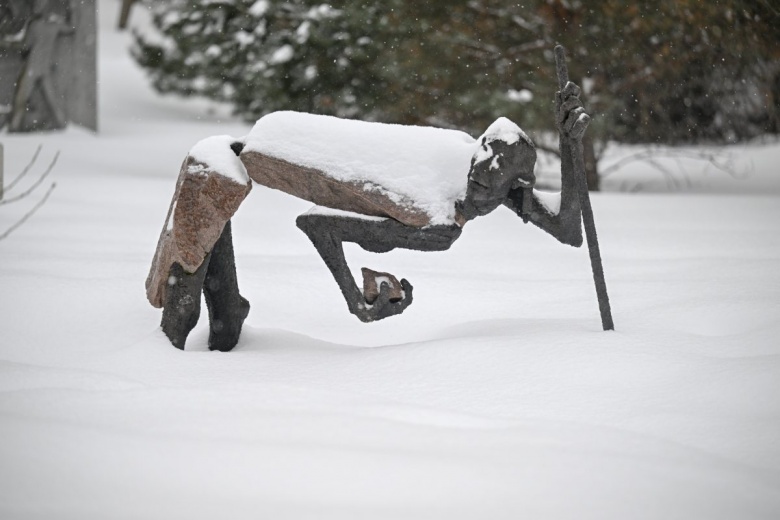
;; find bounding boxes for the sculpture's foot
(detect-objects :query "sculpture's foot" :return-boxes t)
[206,294,250,352]
[161,261,208,350]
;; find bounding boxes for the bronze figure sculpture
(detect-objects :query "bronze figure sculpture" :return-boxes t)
[147,63,602,351]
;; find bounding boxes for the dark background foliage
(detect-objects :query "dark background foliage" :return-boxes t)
[133,0,780,188]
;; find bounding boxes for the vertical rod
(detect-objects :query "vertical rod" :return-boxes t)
[554,46,614,331]
[0,143,4,201]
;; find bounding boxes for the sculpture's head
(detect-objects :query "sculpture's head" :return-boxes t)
[458,118,537,221]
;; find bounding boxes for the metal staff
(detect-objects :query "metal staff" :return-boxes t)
[554,45,614,331]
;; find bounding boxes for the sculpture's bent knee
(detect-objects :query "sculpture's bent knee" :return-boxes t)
[146,136,252,308]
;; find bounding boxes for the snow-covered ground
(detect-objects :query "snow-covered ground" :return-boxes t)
[1,2,779,519]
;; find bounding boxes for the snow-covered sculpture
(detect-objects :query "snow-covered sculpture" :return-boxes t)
[147,81,590,351]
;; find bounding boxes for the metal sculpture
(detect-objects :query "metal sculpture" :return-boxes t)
[147,55,609,351]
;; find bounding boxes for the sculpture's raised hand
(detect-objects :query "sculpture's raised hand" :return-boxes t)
[556,81,590,141]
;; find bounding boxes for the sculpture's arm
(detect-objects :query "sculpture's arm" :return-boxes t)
[296,212,461,322]
[503,81,587,247]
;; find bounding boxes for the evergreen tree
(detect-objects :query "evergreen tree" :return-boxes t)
[134,0,780,189]
[133,0,387,119]
[537,0,780,144]
[133,0,554,131]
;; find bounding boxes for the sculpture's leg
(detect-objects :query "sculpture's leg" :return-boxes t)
[161,255,210,350]
[145,139,252,311]
[296,215,370,319]
[202,220,250,352]
[9,69,34,132]
[39,76,67,129]
[148,136,251,350]
[296,212,461,322]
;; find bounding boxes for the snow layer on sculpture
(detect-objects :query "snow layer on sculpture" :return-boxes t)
[245,111,486,225]
[188,135,249,184]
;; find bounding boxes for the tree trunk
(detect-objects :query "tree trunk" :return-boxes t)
[771,70,780,134]
[0,143,4,201]
[118,0,137,30]
[583,133,599,191]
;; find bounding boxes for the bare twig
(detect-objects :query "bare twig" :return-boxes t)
[0,182,56,241]
[510,15,545,33]
[643,156,691,191]
[534,142,561,158]
[0,150,59,205]
[0,146,59,241]
[505,39,550,58]
[599,145,749,192]
[4,144,42,192]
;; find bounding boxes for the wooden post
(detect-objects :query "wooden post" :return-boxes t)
[554,45,614,331]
